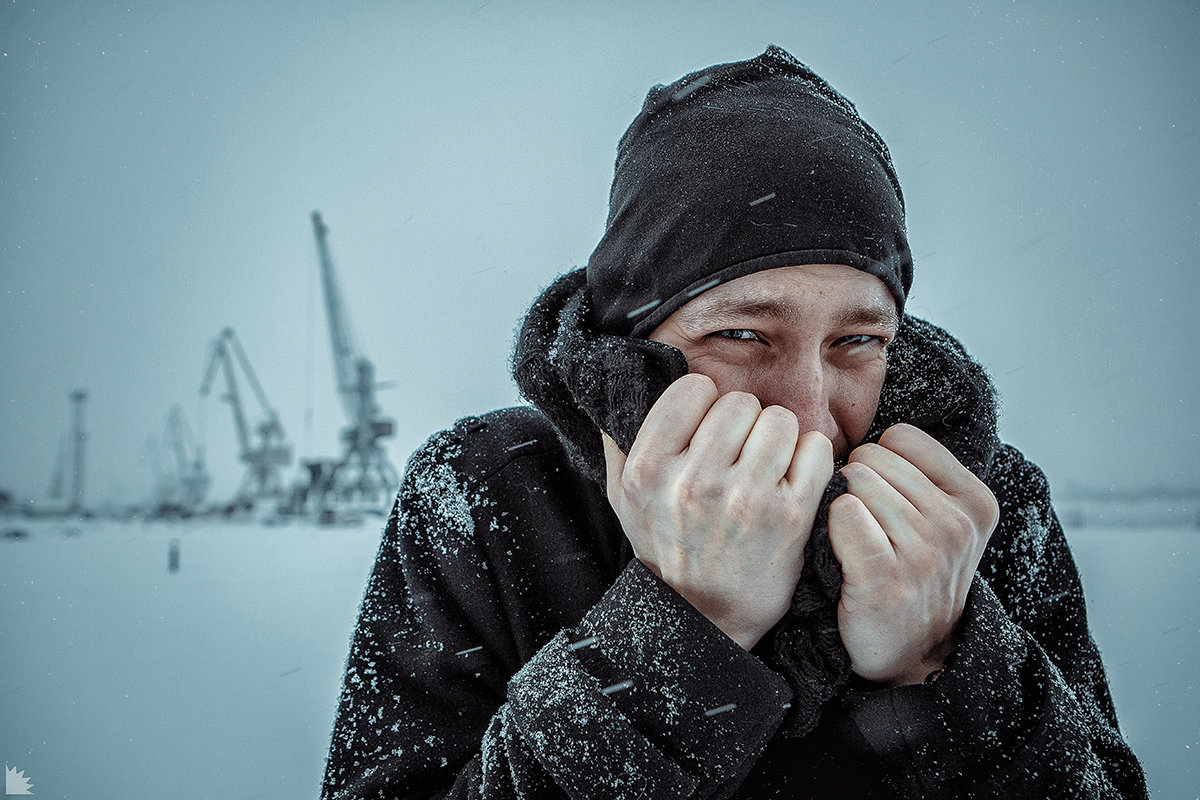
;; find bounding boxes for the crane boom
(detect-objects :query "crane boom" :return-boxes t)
[167,406,192,475]
[225,326,286,438]
[306,210,398,510]
[311,211,359,418]
[200,330,251,455]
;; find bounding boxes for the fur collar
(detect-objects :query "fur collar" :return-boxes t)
[513,267,999,735]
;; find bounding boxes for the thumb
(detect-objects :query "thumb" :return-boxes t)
[601,431,626,502]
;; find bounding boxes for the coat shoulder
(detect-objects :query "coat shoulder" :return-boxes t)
[986,442,1054,521]
[401,406,568,488]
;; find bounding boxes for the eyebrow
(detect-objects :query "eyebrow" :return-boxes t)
[832,303,899,329]
[683,296,898,330]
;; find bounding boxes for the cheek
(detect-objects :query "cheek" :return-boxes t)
[683,356,748,395]
[831,362,886,443]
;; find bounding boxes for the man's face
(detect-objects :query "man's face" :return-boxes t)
[648,263,899,461]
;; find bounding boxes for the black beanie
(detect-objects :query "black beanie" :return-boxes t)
[587,45,912,337]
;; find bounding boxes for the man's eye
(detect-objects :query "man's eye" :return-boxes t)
[836,334,887,347]
[713,329,761,341]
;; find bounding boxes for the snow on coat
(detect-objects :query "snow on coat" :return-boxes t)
[321,270,1147,798]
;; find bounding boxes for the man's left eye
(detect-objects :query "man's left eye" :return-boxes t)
[836,334,886,347]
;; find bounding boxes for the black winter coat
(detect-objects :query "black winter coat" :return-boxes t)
[321,272,1147,799]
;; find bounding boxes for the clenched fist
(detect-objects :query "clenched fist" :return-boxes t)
[602,373,834,650]
[830,423,999,686]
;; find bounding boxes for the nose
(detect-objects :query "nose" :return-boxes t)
[750,356,840,447]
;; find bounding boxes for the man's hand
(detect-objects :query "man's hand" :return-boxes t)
[829,423,999,686]
[602,373,833,651]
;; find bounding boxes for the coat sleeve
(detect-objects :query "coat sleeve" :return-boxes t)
[836,444,1148,798]
[319,428,795,800]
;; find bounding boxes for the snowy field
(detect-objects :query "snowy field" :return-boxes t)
[1,517,1196,799]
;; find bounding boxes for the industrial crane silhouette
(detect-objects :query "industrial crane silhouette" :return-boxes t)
[199,327,292,504]
[146,405,210,515]
[167,405,210,511]
[309,211,398,507]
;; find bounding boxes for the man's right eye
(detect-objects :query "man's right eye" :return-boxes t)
[712,329,761,341]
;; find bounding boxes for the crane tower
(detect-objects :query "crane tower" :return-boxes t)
[50,389,88,515]
[200,327,291,504]
[68,389,87,514]
[309,211,398,507]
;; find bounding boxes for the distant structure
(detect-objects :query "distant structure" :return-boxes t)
[166,405,210,510]
[147,406,211,515]
[200,327,292,505]
[50,390,89,515]
[68,389,87,515]
[308,211,398,508]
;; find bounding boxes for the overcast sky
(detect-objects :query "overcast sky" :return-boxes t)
[2,0,1197,508]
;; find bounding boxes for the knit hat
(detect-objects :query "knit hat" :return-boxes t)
[587,45,912,337]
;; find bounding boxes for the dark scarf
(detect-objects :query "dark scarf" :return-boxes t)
[513,268,999,736]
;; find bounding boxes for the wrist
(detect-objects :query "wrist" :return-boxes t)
[686,597,771,652]
[655,577,772,651]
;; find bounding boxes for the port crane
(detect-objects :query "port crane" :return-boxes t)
[162,405,210,512]
[199,327,291,503]
[144,433,176,511]
[309,211,398,506]
[144,407,209,516]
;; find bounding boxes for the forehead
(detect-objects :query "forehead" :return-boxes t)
[670,263,899,328]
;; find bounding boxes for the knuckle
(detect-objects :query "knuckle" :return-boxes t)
[848,441,887,466]
[828,493,865,530]
[621,453,663,495]
[953,482,999,535]
[858,441,887,457]
[717,390,762,415]
[674,467,723,507]
[879,422,920,447]
[799,429,834,455]
[829,492,858,514]
[979,489,1001,533]
[762,406,800,440]
[722,483,756,518]
[677,372,719,401]
[939,504,976,541]
[761,404,799,426]
[840,461,873,482]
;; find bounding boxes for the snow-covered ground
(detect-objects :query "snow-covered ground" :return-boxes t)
[1,517,1196,798]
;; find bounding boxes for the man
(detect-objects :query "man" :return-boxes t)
[321,47,1146,798]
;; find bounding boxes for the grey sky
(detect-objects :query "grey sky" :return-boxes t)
[2,0,1197,507]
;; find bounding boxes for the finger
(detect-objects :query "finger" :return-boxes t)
[828,493,895,584]
[630,373,720,460]
[784,430,834,495]
[877,424,999,532]
[737,405,799,483]
[847,441,943,517]
[686,390,762,467]
[877,424,978,496]
[840,460,920,549]
[601,432,627,501]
